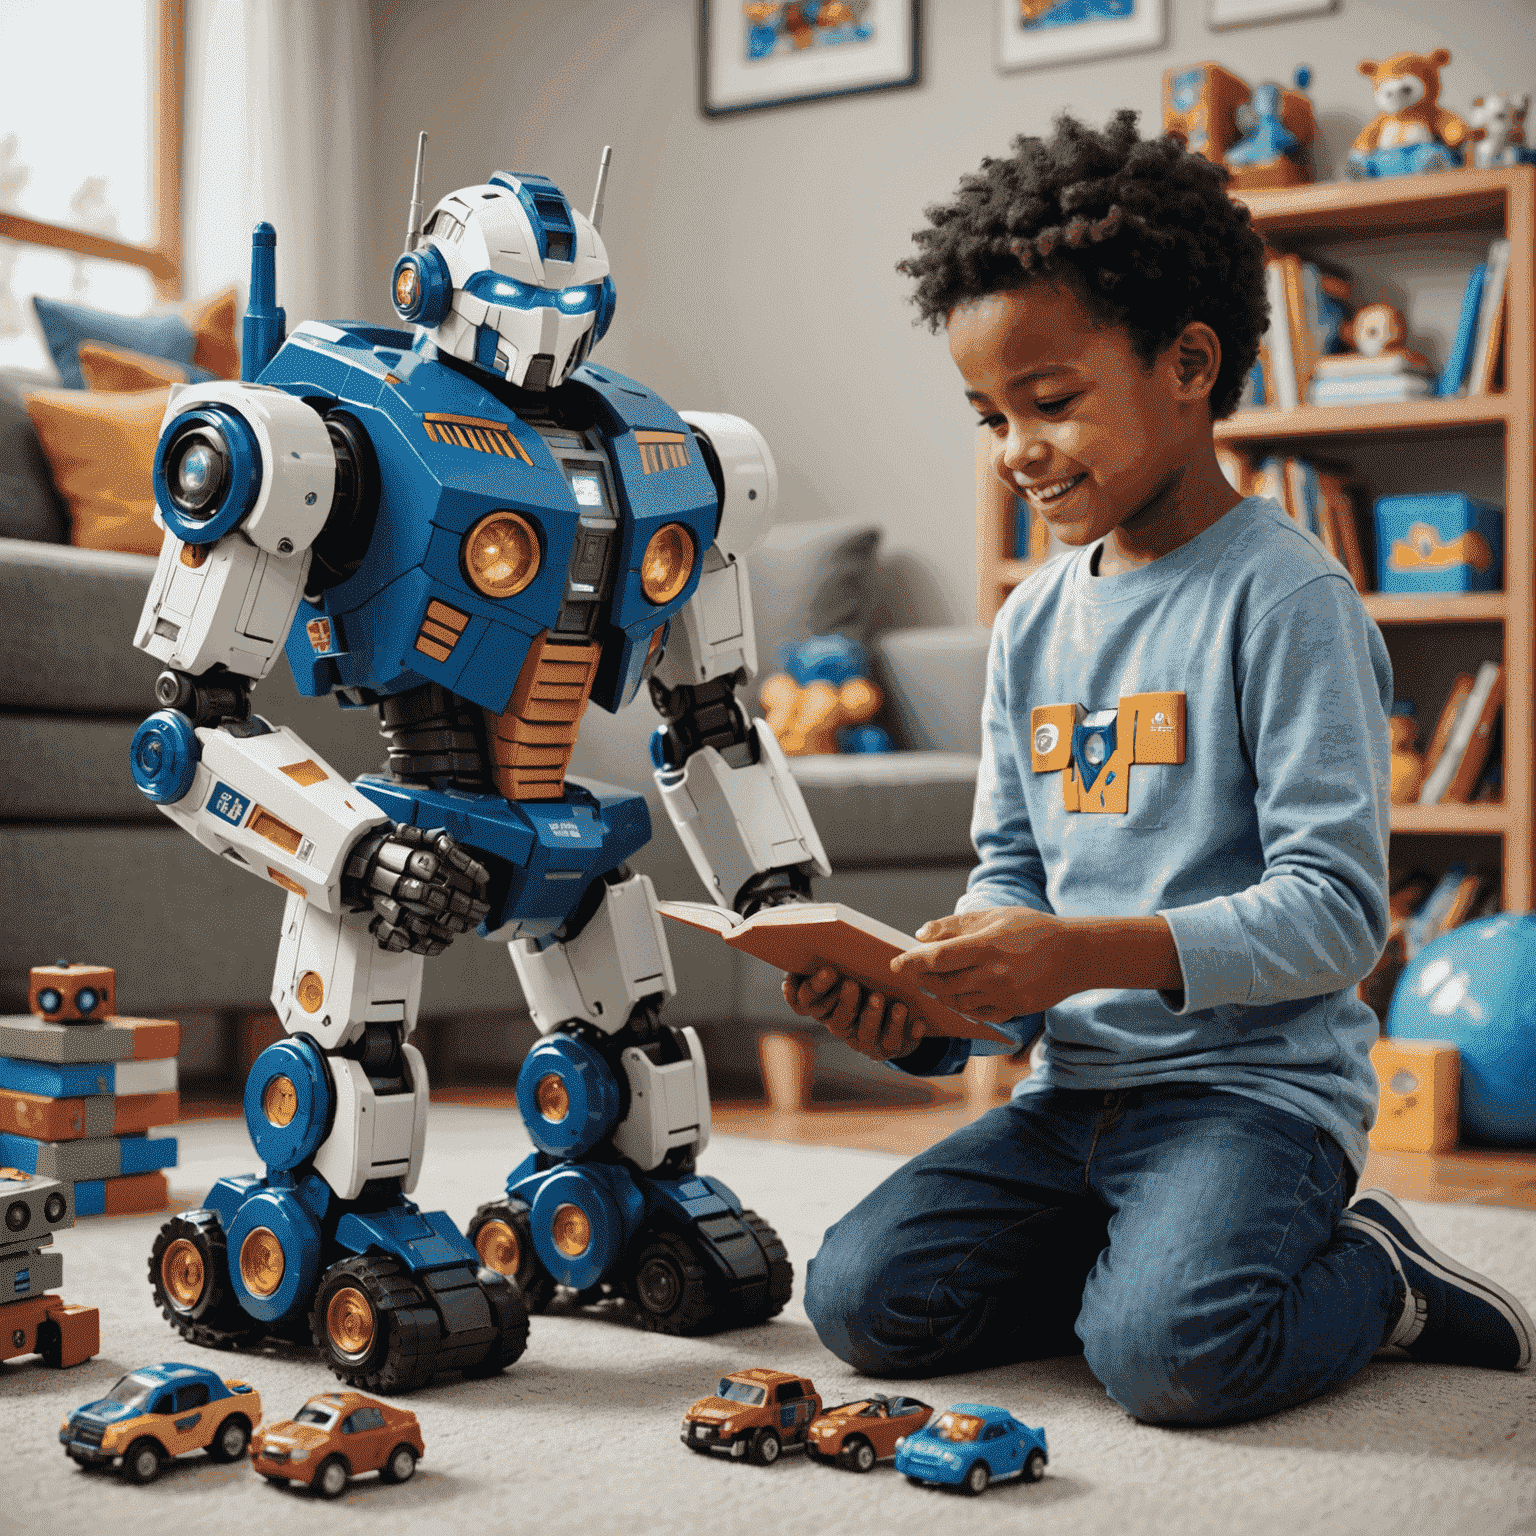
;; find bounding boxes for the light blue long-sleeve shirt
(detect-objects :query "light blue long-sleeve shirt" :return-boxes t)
[902,496,1393,1175]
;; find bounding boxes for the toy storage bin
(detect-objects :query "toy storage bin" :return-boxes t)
[1374,493,1504,593]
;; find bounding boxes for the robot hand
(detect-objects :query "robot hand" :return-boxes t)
[734,867,815,919]
[343,823,492,955]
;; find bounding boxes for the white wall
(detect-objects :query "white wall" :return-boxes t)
[368,0,1536,626]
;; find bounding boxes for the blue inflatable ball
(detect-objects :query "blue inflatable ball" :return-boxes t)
[1387,914,1536,1146]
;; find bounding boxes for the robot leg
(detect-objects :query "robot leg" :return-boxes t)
[148,896,528,1386]
[467,869,792,1334]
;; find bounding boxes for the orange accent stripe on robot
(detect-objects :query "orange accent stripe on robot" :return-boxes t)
[634,430,691,475]
[423,413,533,464]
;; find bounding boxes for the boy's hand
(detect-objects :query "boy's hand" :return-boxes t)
[781,967,927,1062]
[892,907,1069,1024]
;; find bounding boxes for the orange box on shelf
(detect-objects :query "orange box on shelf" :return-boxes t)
[1369,1038,1460,1152]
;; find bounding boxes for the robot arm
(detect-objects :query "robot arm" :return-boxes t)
[129,379,489,940]
[648,412,830,915]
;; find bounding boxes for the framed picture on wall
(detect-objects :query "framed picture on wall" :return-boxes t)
[699,1,920,117]
[995,0,1166,74]
[1208,0,1337,28]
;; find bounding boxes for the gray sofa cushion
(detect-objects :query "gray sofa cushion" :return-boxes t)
[0,375,69,544]
[875,625,992,756]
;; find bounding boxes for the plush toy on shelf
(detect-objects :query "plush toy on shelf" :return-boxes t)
[1388,701,1426,804]
[1469,92,1535,168]
[760,635,891,757]
[1310,303,1435,406]
[1348,48,1475,179]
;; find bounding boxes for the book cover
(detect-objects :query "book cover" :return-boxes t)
[1468,239,1511,397]
[1311,375,1433,403]
[1419,661,1502,804]
[1313,352,1434,379]
[1441,664,1505,804]
[1438,262,1486,397]
[1263,259,1299,410]
[657,900,1013,1044]
[1404,863,1472,958]
[1421,672,1475,782]
[1291,259,1353,387]
[1317,468,1369,593]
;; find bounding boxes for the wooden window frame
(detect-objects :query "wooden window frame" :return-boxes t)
[0,0,183,300]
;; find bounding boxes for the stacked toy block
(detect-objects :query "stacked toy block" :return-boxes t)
[0,1166,99,1366]
[0,965,178,1215]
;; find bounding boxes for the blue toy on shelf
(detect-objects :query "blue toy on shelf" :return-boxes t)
[129,137,825,1387]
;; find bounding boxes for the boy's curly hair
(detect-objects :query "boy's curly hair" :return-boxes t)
[898,110,1268,420]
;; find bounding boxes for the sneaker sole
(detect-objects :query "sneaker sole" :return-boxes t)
[1349,1188,1534,1370]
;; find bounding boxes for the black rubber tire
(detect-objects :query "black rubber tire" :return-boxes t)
[628,1230,718,1336]
[148,1210,262,1349]
[466,1198,555,1313]
[1023,1447,1047,1482]
[461,1267,529,1378]
[841,1436,877,1474]
[749,1428,782,1466]
[961,1460,990,1496]
[35,1317,62,1368]
[206,1413,251,1462]
[740,1209,794,1321]
[121,1438,165,1485]
[379,1443,418,1484]
[309,1254,442,1394]
[314,1454,350,1500]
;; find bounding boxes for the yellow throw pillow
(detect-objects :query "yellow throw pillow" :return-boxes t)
[78,341,194,392]
[185,286,240,380]
[23,385,170,556]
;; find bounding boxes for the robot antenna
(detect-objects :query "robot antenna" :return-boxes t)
[405,130,428,252]
[589,145,612,234]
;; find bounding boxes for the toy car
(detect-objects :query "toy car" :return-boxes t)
[680,1369,822,1464]
[893,1403,1047,1496]
[806,1393,933,1472]
[59,1362,261,1483]
[251,1390,424,1497]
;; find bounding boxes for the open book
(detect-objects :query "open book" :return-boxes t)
[658,900,1012,1044]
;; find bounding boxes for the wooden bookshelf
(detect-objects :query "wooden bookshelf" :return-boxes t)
[974,165,1536,911]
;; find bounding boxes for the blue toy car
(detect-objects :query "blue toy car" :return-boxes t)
[893,1403,1047,1495]
[59,1361,262,1483]
[1347,142,1460,178]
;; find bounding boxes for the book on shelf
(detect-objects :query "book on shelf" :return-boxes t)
[1313,351,1432,379]
[1403,863,1483,958]
[1420,672,1475,782]
[1310,374,1433,405]
[1418,660,1504,805]
[1260,259,1299,409]
[1012,498,1050,562]
[1468,238,1511,397]
[1438,261,1487,397]
[656,900,1013,1044]
[1251,454,1369,592]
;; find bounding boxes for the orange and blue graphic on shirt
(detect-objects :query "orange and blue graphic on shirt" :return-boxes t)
[1030,693,1186,814]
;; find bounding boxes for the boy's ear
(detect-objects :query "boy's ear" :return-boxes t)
[1168,322,1222,404]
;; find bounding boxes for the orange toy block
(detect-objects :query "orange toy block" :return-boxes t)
[103,1170,170,1216]
[28,964,115,1022]
[1370,1038,1460,1153]
[103,1016,182,1059]
[0,1293,100,1367]
[0,1088,180,1141]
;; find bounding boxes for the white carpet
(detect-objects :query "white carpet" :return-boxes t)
[6,1106,1536,1536]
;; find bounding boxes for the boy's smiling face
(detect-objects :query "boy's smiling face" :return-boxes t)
[949,281,1230,564]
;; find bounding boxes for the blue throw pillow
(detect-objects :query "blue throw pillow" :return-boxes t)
[31,295,214,390]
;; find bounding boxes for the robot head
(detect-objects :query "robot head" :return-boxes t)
[391,169,616,391]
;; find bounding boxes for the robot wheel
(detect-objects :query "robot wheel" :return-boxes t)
[740,1209,794,1323]
[466,1197,556,1313]
[148,1210,264,1350]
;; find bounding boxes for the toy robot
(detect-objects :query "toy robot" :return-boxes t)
[129,137,825,1387]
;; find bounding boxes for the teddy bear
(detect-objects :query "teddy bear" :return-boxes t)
[1470,92,1534,168]
[1348,48,1473,178]
[758,635,890,757]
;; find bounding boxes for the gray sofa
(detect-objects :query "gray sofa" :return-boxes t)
[0,525,989,1097]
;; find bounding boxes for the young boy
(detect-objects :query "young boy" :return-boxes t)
[786,111,1533,1426]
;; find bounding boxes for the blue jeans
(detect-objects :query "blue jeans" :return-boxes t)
[803,1084,1402,1426]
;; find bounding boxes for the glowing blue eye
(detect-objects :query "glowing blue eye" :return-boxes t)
[464,271,533,305]
[557,285,599,313]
